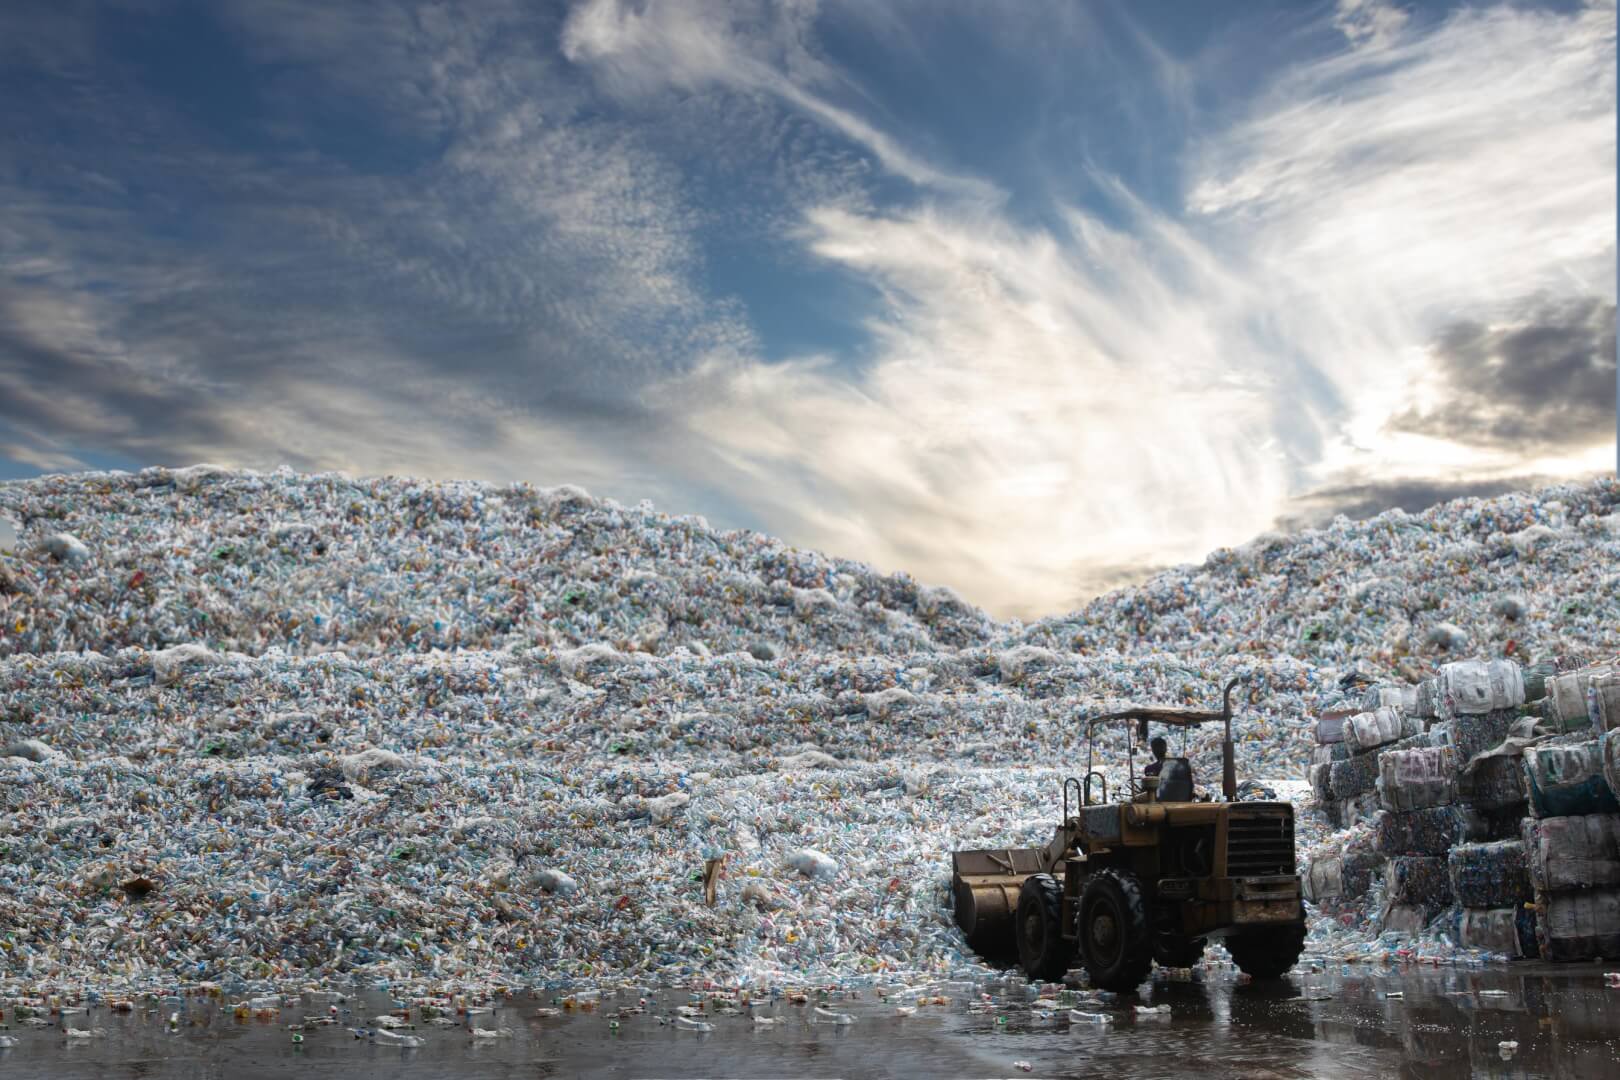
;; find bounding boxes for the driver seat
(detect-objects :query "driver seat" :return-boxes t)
[1156,757,1194,802]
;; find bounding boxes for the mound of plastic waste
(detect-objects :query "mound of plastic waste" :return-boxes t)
[1,466,1617,993]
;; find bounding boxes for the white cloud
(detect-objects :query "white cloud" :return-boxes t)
[1333,0,1410,50]
[662,1,1615,617]
[1189,1,1615,492]
[561,0,996,198]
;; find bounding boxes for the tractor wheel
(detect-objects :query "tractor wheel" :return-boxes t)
[1154,935,1206,969]
[1078,868,1153,993]
[1015,874,1075,982]
[1225,908,1307,979]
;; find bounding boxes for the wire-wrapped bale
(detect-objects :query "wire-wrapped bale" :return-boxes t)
[1375,806,1488,857]
[1448,841,1531,908]
[1459,905,1539,958]
[1545,667,1619,732]
[1523,736,1619,818]
[1414,678,1440,720]
[1344,706,1418,753]
[1533,888,1620,963]
[1522,814,1620,892]
[1331,752,1380,799]
[1377,744,1458,812]
[1304,851,1384,904]
[1467,751,1528,811]
[1602,729,1620,807]
[1387,855,1454,909]
[1311,742,1351,766]
[1316,709,1352,746]
[1438,659,1525,717]
[1430,710,1515,771]
[1363,684,1418,713]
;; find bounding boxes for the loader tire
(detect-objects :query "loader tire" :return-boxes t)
[1015,874,1075,983]
[1078,868,1153,993]
[1226,908,1307,980]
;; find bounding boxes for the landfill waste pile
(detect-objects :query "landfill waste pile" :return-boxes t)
[1303,656,1620,963]
[1,467,1619,996]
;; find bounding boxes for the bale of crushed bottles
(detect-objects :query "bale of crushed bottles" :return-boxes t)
[1343,706,1418,753]
[1522,736,1619,818]
[1303,850,1384,905]
[1465,750,1529,811]
[1330,752,1381,800]
[1429,711,1516,772]
[1522,814,1620,892]
[1362,684,1418,713]
[1602,729,1620,801]
[1437,659,1525,718]
[1448,841,1531,908]
[1413,678,1440,720]
[1377,745,1458,812]
[1310,742,1351,766]
[1533,889,1620,963]
[1374,806,1488,857]
[1333,792,1380,831]
[1544,667,1620,733]
[1315,709,1353,746]
[1386,855,1455,909]
[1457,905,1539,958]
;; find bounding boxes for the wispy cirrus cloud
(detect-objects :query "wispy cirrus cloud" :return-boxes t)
[0,0,1612,619]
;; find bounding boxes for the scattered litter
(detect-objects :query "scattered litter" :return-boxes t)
[374,1028,423,1048]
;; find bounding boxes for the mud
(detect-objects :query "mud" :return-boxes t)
[1,965,1616,1079]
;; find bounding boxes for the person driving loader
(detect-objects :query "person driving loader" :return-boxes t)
[1143,736,1168,778]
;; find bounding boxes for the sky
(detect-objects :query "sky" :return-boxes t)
[0,0,1614,619]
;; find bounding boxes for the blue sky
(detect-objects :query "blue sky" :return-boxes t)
[0,0,1614,616]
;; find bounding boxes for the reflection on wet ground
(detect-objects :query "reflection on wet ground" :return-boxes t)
[1,964,1617,1079]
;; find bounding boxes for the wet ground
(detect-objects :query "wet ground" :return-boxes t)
[2,965,1618,1079]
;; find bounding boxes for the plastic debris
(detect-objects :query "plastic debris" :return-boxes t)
[811,1006,854,1025]
[42,533,91,564]
[1068,1010,1111,1025]
[787,849,839,880]
[374,1028,423,1047]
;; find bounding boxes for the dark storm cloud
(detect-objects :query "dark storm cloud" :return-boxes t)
[1388,296,1616,452]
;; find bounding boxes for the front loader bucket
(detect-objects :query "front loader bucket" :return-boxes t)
[951,848,1046,957]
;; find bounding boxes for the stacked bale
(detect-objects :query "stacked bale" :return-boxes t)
[1373,740,1462,930]
[1448,840,1536,957]
[1522,734,1618,818]
[1303,849,1385,912]
[1521,813,1620,960]
[1375,805,1486,856]
[1540,665,1620,734]
[1309,658,1620,958]
[1325,705,1419,829]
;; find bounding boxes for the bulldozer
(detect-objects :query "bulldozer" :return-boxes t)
[951,678,1304,992]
